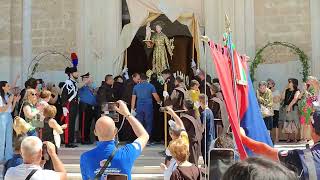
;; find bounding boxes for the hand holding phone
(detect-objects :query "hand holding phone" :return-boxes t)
[42,144,50,161]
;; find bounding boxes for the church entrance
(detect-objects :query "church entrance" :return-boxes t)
[126,15,195,77]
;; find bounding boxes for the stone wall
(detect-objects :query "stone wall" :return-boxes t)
[0,0,22,81]
[31,0,79,71]
[254,0,311,64]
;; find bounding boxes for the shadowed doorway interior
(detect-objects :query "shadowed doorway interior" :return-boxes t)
[126,15,194,76]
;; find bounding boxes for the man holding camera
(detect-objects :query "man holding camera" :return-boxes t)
[5,136,67,180]
[80,100,149,180]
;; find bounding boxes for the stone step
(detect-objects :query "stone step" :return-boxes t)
[67,173,163,180]
[64,164,162,174]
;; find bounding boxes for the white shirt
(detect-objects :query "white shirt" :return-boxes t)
[272,90,281,111]
[5,164,60,180]
[0,95,12,113]
[164,148,177,180]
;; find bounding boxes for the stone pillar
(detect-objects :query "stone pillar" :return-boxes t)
[203,0,255,76]
[22,0,32,84]
[203,0,220,77]
[244,0,255,58]
[78,0,122,84]
[310,0,320,78]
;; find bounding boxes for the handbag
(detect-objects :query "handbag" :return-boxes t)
[260,105,274,117]
[13,101,33,135]
[13,116,32,135]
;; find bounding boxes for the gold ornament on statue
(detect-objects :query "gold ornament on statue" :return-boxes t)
[169,38,175,60]
[143,21,174,74]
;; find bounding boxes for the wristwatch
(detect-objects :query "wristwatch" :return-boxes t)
[125,114,132,119]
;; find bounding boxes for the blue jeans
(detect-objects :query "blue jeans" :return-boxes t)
[136,103,153,135]
[0,112,13,162]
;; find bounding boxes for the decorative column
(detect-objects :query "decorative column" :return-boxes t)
[79,0,122,83]
[203,0,220,77]
[22,0,32,84]
[244,0,256,58]
[203,0,255,76]
[310,0,320,78]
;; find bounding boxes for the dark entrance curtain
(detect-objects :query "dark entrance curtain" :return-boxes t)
[127,35,193,75]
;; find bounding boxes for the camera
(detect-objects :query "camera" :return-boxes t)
[101,102,120,122]
[42,144,50,161]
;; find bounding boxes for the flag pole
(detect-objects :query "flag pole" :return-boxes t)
[225,14,241,124]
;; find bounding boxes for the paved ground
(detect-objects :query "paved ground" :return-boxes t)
[0,142,308,180]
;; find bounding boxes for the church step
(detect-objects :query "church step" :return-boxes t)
[64,164,162,174]
[67,173,163,180]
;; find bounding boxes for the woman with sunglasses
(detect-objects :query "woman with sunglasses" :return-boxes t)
[281,78,300,143]
[22,89,41,136]
[0,81,20,162]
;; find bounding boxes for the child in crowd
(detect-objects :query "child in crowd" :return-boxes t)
[169,138,201,180]
[37,90,51,121]
[160,107,188,180]
[188,80,200,105]
[42,105,67,148]
[187,80,201,118]
[2,135,25,177]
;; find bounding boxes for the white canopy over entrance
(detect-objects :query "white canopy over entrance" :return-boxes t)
[113,0,204,74]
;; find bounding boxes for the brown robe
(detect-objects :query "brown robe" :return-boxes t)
[180,112,203,165]
[170,165,201,180]
[164,85,186,111]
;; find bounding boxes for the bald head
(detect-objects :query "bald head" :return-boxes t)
[95,116,117,141]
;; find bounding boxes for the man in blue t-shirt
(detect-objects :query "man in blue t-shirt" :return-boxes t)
[80,100,149,180]
[199,94,215,166]
[131,73,161,136]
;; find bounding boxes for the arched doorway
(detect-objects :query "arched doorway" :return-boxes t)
[127,14,194,76]
[250,41,310,82]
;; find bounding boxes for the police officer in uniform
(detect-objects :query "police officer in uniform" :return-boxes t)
[61,67,79,148]
[240,108,320,179]
[79,73,96,144]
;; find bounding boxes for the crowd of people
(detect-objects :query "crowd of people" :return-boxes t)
[0,65,319,179]
[257,77,320,143]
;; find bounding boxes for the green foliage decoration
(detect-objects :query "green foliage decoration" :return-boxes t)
[250,41,310,82]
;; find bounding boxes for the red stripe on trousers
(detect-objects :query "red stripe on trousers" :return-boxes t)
[64,102,70,144]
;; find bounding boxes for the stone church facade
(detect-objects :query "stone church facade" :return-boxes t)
[0,0,319,88]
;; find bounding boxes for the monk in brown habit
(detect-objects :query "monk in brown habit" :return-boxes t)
[163,76,187,111]
[180,99,203,165]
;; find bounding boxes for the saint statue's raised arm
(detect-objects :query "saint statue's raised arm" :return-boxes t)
[150,24,174,74]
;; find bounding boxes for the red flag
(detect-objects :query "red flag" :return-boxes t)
[208,41,248,159]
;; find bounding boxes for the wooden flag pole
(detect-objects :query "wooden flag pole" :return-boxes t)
[164,82,168,148]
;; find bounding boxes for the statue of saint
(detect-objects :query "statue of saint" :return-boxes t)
[145,22,154,41]
[147,24,174,74]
